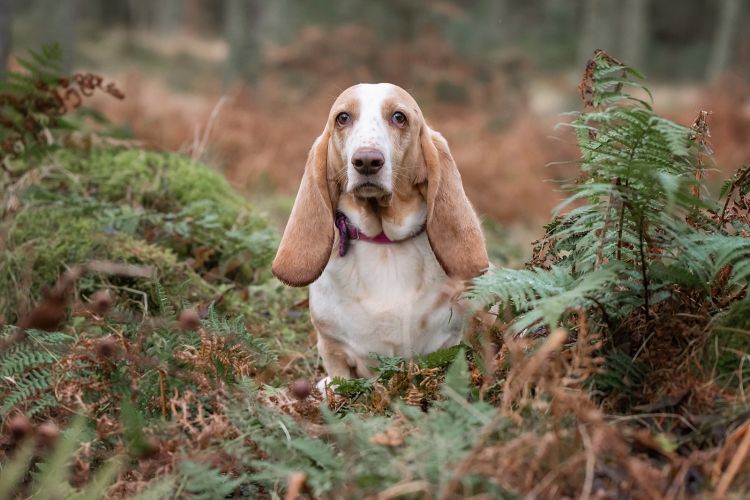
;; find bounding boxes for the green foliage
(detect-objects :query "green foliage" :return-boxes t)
[153,282,176,319]
[470,50,750,334]
[419,344,464,369]
[120,399,152,457]
[1,146,277,322]
[0,418,122,499]
[442,347,471,399]
[203,305,278,366]
[0,43,123,162]
[0,288,279,422]
[3,44,749,498]
[592,349,648,394]
[329,345,467,398]
[0,327,72,417]
[178,460,246,500]
[370,352,406,381]
[330,376,374,396]
[0,44,70,160]
[220,372,514,499]
[471,264,623,330]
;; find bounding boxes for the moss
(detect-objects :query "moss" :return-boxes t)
[1,145,278,322]
[51,148,248,219]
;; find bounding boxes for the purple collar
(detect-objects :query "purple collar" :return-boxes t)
[334,211,426,257]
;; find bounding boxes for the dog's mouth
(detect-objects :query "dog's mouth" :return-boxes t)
[350,181,391,199]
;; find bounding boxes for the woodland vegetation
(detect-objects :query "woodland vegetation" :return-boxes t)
[0,42,749,498]
[1,1,750,499]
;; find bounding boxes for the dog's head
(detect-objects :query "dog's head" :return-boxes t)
[272,83,488,286]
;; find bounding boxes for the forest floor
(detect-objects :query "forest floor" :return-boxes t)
[1,35,750,498]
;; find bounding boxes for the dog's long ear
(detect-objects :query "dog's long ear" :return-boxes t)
[272,130,336,286]
[420,125,489,280]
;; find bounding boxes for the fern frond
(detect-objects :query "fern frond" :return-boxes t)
[470,263,623,330]
[671,233,750,291]
[178,460,246,500]
[0,350,59,378]
[202,305,277,366]
[153,282,176,319]
[1,369,54,416]
[593,350,647,394]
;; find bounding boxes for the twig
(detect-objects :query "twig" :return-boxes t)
[637,213,650,322]
[716,421,750,497]
[608,413,697,432]
[379,480,432,500]
[83,260,156,279]
[664,459,690,500]
[192,95,229,161]
[578,424,595,500]
[502,329,568,410]
[595,177,620,268]
[719,166,750,228]
[158,368,168,417]
[285,472,314,500]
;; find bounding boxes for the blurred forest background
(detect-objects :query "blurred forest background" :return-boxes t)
[3,0,750,233]
[3,3,750,496]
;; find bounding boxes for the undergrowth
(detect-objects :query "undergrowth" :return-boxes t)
[1,48,749,498]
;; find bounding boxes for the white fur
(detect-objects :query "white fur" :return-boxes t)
[311,84,469,385]
[310,201,464,376]
[344,84,395,194]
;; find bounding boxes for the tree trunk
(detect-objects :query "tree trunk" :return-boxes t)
[157,0,182,34]
[224,0,262,87]
[620,0,649,68]
[578,0,621,65]
[490,0,510,45]
[707,0,742,80]
[0,0,11,77]
[127,0,153,31]
[37,0,77,72]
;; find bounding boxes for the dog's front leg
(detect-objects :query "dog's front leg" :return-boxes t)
[314,330,357,394]
[316,332,354,379]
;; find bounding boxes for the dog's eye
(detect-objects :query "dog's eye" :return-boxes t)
[391,111,407,127]
[335,112,351,127]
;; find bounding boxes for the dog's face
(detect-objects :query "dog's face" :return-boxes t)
[327,83,425,200]
[272,83,488,287]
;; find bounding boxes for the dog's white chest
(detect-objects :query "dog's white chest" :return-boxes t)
[309,233,464,362]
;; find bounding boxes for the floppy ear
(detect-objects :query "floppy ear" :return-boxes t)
[272,130,336,286]
[420,125,489,280]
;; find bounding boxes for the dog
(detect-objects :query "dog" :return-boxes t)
[272,83,488,388]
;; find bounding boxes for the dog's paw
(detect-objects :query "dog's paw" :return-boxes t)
[316,376,333,398]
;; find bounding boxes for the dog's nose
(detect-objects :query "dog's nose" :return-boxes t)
[351,148,385,176]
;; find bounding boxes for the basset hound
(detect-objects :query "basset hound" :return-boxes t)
[272,83,489,388]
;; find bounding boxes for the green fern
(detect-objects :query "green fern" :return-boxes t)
[203,304,277,366]
[470,263,623,331]
[0,43,122,162]
[0,349,59,378]
[0,418,121,500]
[330,376,374,396]
[0,328,76,418]
[471,50,750,334]
[223,354,512,498]
[153,282,176,319]
[593,350,648,394]
[1,369,54,417]
[178,461,246,500]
